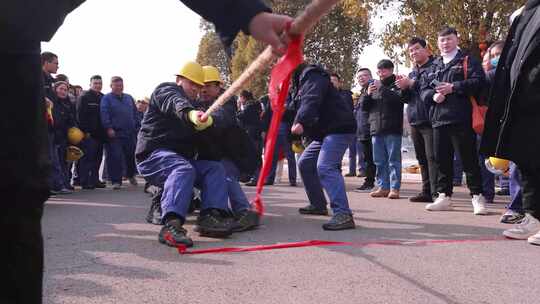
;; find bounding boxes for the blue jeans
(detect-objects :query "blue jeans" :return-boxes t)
[105,136,136,184]
[372,134,402,190]
[78,137,103,188]
[48,134,67,190]
[508,163,523,212]
[267,123,296,184]
[222,159,251,213]
[298,134,354,215]
[137,149,229,221]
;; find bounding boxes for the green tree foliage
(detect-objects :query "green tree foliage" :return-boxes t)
[368,0,523,62]
[196,0,373,96]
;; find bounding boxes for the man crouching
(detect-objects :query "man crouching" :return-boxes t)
[136,61,232,248]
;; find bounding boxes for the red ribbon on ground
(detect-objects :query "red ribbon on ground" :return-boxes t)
[174,237,510,255]
[252,31,304,216]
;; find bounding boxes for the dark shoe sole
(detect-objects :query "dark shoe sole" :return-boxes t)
[194,226,233,238]
[322,222,356,231]
[409,197,433,203]
[299,209,329,216]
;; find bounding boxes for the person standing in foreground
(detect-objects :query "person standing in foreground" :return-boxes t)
[292,63,357,231]
[1,0,292,302]
[481,0,540,245]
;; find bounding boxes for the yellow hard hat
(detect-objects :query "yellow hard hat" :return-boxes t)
[66,146,84,162]
[202,65,222,83]
[67,127,84,145]
[485,157,510,175]
[176,61,204,86]
[291,141,305,154]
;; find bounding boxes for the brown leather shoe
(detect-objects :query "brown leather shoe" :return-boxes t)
[370,188,390,198]
[388,189,400,199]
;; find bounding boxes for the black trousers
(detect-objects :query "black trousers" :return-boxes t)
[516,162,540,220]
[433,124,483,196]
[359,138,376,185]
[410,125,437,196]
[0,205,44,304]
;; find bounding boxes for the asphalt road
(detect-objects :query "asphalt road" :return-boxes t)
[43,175,539,304]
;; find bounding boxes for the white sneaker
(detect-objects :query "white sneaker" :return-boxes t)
[472,194,488,215]
[528,230,540,246]
[425,193,452,211]
[503,214,540,240]
[112,183,122,190]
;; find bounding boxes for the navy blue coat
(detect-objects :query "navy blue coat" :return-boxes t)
[401,57,434,127]
[420,50,486,128]
[356,89,371,141]
[135,82,198,162]
[77,89,105,140]
[289,65,356,141]
[237,100,263,140]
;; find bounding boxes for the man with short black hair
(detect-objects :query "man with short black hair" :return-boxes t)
[77,75,106,189]
[396,37,437,202]
[353,68,376,192]
[421,26,488,215]
[363,59,404,199]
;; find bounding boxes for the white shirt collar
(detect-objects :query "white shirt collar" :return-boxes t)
[442,49,459,64]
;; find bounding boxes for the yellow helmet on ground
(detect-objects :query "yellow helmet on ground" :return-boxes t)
[176,61,204,86]
[485,157,510,175]
[202,65,222,83]
[67,127,84,145]
[66,146,84,162]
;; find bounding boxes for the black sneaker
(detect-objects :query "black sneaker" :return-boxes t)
[344,173,356,177]
[298,205,329,215]
[231,210,260,232]
[196,209,233,238]
[158,219,193,247]
[322,213,355,231]
[496,188,510,196]
[245,180,257,186]
[95,181,107,189]
[500,210,526,224]
[354,183,374,192]
[409,193,433,203]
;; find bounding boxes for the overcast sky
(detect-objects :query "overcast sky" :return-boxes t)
[42,0,400,98]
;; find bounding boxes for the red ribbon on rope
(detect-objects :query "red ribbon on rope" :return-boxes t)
[174,236,510,255]
[252,30,304,216]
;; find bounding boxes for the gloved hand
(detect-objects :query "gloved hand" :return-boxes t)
[188,110,213,131]
[291,140,304,154]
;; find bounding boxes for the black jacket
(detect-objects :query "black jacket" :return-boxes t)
[52,97,76,145]
[363,75,404,136]
[402,57,434,127]
[421,50,485,128]
[135,82,198,162]
[237,99,262,140]
[289,65,356,141]
[481,0,540,166]
[356,88,371,141]
[77,89,105,140]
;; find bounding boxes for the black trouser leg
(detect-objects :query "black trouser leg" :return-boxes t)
[411,125,436,196]
[516,162,540,220]
[360,138,376,185]
[0,205,44,304]
[433,126,454,195]
[451,125,483,195]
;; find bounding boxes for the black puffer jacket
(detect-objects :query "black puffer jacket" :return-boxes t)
[401,57,434,127]
[288,65,356,141]
[363,75,404,136]
[77,89,105,140]
[356,88,371,141]
[420,50,485,128]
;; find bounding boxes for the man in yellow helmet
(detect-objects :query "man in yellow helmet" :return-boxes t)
[197,66,260,232]
[136,61,234,248]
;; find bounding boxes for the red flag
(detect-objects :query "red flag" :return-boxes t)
[252,33,304,216]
